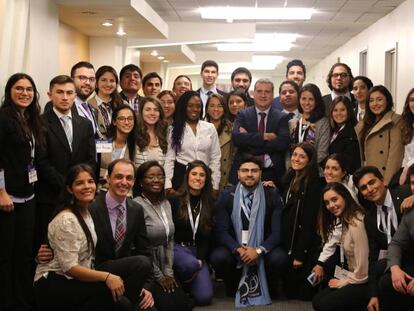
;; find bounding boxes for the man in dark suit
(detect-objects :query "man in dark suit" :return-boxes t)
[232,78,290,186]
[230,67,254,106]
[36,75,96,243]
[196,60,227,117]
[90,159,154,310]
[210,157,287,301]
[322,62,356,115]
[353,166,412,311]
[378,164,414,310]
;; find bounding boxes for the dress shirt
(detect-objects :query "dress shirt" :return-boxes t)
[74,97,97,133]
[330,91,352,102]
[105,191,127,238]
[120,91,140,114]
[403,132,414,167]
[375,190,398,243]
[282,108,301,120]
[200,86,218,116]
[164,120,221,190]
[255,106,272,168]
[53,107,73,136]
[356,105,365,122]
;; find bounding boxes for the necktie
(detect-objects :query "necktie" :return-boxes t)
[206,90,213,96]
[245,192,253,218]
[81,102,92,119]
[258,112,266,163]
[114,204,126,254]
[382,205,395,237]
[60,115,72,149]
[288,112,295,120]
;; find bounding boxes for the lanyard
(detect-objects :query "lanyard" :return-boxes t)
[298,117,309,143]
[29,135,35,161]
[187,200,202,242]
[376,206,397,244]
[330,125,345,143]
[142,195,170,243]
[112,142,127,161]
[340,243,345,268]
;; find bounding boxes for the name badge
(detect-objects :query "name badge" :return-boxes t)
[378,249,388,261]
[242,230,249,245]
[334,265,350,280]
[96,139,112,153]
[28,164,38,183]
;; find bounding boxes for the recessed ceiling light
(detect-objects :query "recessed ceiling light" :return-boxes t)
[81,11,97,15]
[117,29,126,36]
[150,50,158,56]
[198,7,314,21]
[157,56,165,60]
[163,60,169,63]
[102,20,113,27]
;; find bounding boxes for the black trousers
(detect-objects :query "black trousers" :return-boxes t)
[96,255,152,306]
[378,263,414,310]
[0,198,36,311]
[312,283,369,311]
[34,272,131,311]
[210,245,288,295]
[149,280,192,311]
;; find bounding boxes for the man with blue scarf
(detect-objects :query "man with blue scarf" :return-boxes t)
[210,157,288,307]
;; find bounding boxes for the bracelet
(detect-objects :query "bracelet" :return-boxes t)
[105,272,110,282]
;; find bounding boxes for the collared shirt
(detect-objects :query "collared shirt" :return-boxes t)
[200,85,218,116]
[75,97,97,133]
[105,191,127,238]
[255,106,272,168]
[282,108,301,120]
[375,189,398,242]
[330,91,352,102]
[403,132,414,167]
[53,107,73,135]
[356,105,365,122]
[120,91,140,114]
[164,120,221,190]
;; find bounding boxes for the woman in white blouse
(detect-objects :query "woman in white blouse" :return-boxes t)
[164,91,221,194]
[313,182,369,311]
[135,97,168,169]
[34,164,128,311]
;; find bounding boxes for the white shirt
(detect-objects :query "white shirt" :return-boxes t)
[75,96,97,133]
[282,108,301,120]
[330,91,352,102]
[403,131,414,167]
[375,189,398,244]
[164,120,221,190]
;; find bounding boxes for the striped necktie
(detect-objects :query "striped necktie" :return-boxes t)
[114,204,126,254]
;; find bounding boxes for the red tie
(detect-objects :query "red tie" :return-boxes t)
[258,112,266,163]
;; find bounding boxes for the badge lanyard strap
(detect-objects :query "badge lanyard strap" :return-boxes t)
[142,195,170,242]
[187,200,202,242]
[112,142,127,161]
[298,117,309,143]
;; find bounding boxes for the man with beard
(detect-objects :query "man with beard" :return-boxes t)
[322,63,356,115]
[119,64,143,115]
[210,157,287,306]
[231,67,254,106]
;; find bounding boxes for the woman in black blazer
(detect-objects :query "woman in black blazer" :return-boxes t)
[0,73,46,310]
[328,96,361,174]
[282,143,321,300]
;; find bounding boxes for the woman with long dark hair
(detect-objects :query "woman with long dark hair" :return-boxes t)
[226,90,248,123]
[164,91,221,193]
[291,83,330,170]
[98,104,137,192]
[134,161,192,311]
[172,75,192,100]
[328,96,361,173]
[356,85,403,185]
[135,97,168,169]
[170,160,215,306]
[34,164,128,311]
[0,73,45,311]
[313,183,369,311]
[281,143,321,300]
[205,93,234,189]
[352,76,373,122]
[89,65,124,138]
[158,90,176,126]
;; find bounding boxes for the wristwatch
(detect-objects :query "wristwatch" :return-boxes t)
[255,247,263,256]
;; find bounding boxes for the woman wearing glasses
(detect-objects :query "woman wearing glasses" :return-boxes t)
[0,73,46,310]
[98,104,137,193]
[134,161,192,311]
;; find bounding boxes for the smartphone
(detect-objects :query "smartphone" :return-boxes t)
[307,272,316,285]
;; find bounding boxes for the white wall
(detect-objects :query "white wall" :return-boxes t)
[307,0,412,112]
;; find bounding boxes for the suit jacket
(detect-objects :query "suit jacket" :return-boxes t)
[214,185,283,253]
[271,96,283,111]
[90,193,152,267]
[364,185,411,297]
[231,105,290,184]
[355,111,404,185]
[329,122,361,173]
[322,93,357,117]
[36,109,96,204]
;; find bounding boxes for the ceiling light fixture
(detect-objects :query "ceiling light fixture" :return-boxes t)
[198,7,314,21]
[116,29,126,36]
[216,33,298,52]
[102,20,113,27]
[150,50,158,56]
[163,60,169,63]
[157,56,165,60]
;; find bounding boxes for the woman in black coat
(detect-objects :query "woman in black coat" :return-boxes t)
[282,143,321,300]
[328,96,361,174]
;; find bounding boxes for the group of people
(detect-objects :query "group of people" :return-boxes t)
[2,57,414,311]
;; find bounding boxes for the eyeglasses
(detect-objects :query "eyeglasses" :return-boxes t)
[332,73,349,79]
[144,175,165,181]
[14,86,34,93]
[116,116,134,123]
[238,168,261,174]
[75,75,96,83]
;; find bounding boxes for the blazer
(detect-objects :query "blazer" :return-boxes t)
[218,122,235,190]
[356,111,404,185]
[36,109,96,204]
[363,185,411,297]
[232,105,290,183]
[329,122,361,173]
[214,185,283,253]
[322,93,357,117]
[90,193,152,267]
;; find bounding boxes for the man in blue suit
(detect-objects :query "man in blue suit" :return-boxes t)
[231,78,290,187]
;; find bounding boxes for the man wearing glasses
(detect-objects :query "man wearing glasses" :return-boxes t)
[322,62,356,114]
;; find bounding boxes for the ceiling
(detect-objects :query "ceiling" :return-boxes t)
[56,0,405,77]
